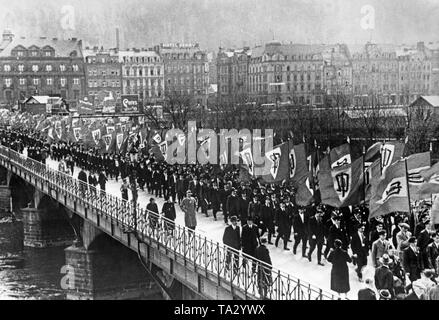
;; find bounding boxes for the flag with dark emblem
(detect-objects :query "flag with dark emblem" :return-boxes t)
[318,156,364,208]
[369,159,409,220]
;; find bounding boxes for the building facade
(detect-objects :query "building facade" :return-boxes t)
[0,30,85,108]
[247,42,331,106]
[83,47,122,107]
[217,47,251,105]
[155,43,209,106]
[119,49,164,105]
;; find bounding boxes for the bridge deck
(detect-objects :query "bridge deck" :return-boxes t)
[41,155,367,299]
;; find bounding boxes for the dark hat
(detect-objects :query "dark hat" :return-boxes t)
[230,216,238,222]
[260,237,267,244]
[334,239,343,248]
[408,236,417,243]
[149,197,155,202]
[378,230,386,236]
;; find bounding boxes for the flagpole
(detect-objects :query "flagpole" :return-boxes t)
[404,157,413,218]
[362,144,366,204]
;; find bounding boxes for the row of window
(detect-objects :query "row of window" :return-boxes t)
[166,65,205,74]
[88,91,121,97]
[124,67,162,77]
[2,64,80,72]
[122,56,161,64]
[88,80,120,87]
[88,69,120,76]
[4,78,80,86]
[125,79,164,87]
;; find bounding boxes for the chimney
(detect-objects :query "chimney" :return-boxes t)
[2,29,14,43]
[116,28,120,50]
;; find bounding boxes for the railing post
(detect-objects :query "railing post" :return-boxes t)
[216,243,220,285]
[277,270,281,300]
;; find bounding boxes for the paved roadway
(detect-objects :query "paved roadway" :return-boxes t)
[41,155,371,299]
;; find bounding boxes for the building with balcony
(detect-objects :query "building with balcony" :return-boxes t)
[119,48,164,106]
[154,43,209,106]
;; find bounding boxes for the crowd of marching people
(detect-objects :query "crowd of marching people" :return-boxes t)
[1,126,439,300]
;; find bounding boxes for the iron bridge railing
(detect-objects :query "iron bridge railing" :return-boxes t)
[0,144,339,300]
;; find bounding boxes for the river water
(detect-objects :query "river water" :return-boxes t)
[0,219,67,300]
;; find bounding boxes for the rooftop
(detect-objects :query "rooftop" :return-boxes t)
[0,36,83,58]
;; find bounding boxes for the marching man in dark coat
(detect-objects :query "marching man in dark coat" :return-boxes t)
[222,216,241,274]
[162,196,176,235]
[241,216,260,272]
[255,237,272,300]
[374,254,394,298]
[293,206,309,257]
[307,208,325,265]
[209,183,222,221]
[275,202,291,250]
[226,188,240,225]
[327,239,352,299]
[351,224,370,281]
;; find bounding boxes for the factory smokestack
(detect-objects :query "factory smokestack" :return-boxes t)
[116,27,120,50]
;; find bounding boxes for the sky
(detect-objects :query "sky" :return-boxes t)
[0,0,438,51]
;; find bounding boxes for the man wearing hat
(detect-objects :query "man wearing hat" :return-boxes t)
[222,216,241,274]
[307,207,325,266]
[241,216,260,272]
[374,254,394,298]
[371,230,393,268]
[403,237,423,283]
[255,236,272,300]
[226,188,240,225]
[181,190,197,231]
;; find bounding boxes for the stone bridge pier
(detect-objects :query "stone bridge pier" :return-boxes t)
[64,220,163,300]
[0,166,12,217]
[20,190,77,248]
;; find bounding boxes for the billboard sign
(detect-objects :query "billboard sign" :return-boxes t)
[121,94,141,113]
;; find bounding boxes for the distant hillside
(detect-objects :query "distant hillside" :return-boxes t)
[0,0,438,51]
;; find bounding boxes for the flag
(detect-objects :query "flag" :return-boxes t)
[431,196,439,225]
[296,172,315,206]
[240,147,254,176]
[73,127,82,142]
[329,143,351,169]
[365,141,382,162]
[405,152,431,201]
[92,129,101,145]
[318,156,364,208]
[257,142,289,184]
[416,161,439,200]
[288,142,308,183]
[116,133,125,153]
[380,141,405,177]
[106,126,115,135]
[365,159,381,201]
[369,160,409,220]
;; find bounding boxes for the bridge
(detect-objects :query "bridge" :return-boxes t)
[0,145,338,300]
